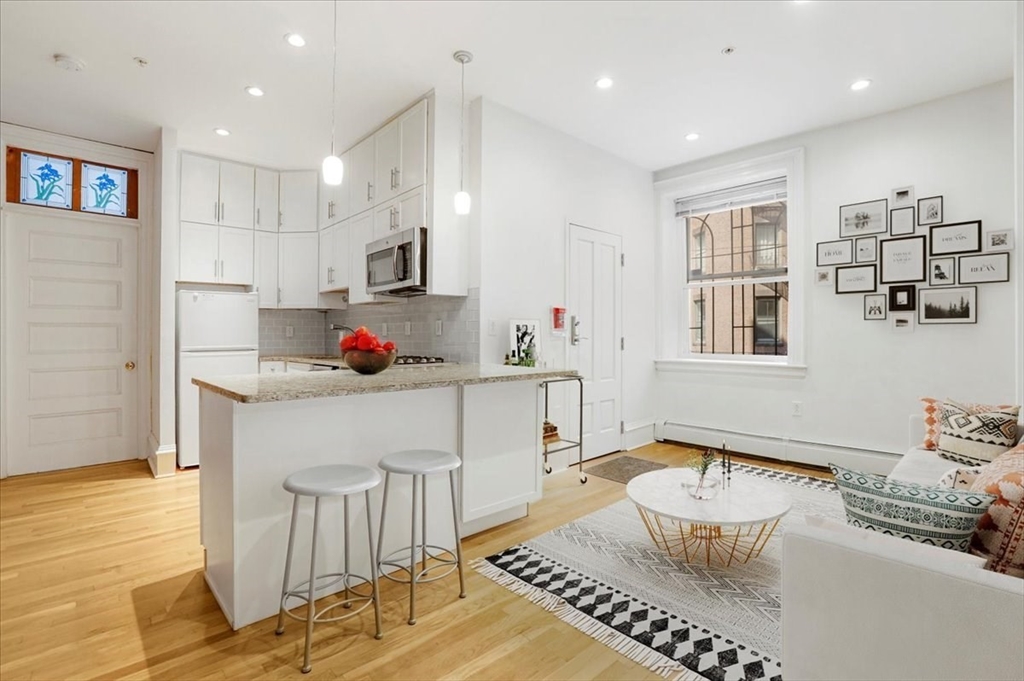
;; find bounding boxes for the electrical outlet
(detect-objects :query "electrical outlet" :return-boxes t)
[285,325,294,338]
[404,321,412,336]
[792,401,803,417]
[435,320,443,336]
[487,319,497,336]
[382,323,388,337]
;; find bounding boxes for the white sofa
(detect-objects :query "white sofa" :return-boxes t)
[782,415,1024,681]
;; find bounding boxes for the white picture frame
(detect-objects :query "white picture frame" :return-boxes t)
[814,268,833,287]
[879,235,926,284]
[509,319,540,362]
[958,252,1009,284]
[984,229,1014,252]
[864,294,887,320]
[855,236,877,263]
[890,206,915,236]
[839,199,888,238]
[891,185,915,208]
[928,257,956,286]
[891,312,915,334]
[817,239,853,266]
[917,196,944,226]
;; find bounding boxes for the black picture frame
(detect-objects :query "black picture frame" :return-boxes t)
[839,199,888,238]
[958,252,1010,284]
[817,239,853,266]
[917,195,944,226]
[864,293,887,320]
[889,284,917,312]
[890,206,915,236]
[879,235,927,284]
[929,220,982,256]
[928,257,956,286]
[835,264,877,294]
[918,286,978,325]
[855,236,877,263]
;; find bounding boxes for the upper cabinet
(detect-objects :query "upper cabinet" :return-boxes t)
[180,153,254,229]
[374,120,400,204]
[348,136,376,216]
[254,168,279,232]
[318,151,350,231]
[279,171,318,232]
[374,100,428,205]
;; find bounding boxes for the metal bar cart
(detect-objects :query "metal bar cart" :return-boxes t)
[540,376,587,484]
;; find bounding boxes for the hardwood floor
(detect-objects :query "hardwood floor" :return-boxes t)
[0,442,829,680]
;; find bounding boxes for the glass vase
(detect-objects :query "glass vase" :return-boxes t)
[685,476,720,500]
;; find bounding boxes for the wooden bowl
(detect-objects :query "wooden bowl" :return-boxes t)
[342,349,397,375]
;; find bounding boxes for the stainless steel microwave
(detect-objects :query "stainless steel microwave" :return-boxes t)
[365,227,427,296]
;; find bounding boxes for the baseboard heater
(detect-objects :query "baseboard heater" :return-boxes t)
[657,421,901,476]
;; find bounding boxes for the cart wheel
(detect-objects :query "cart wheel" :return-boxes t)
[544,465,552,474]
[580,474,588,484]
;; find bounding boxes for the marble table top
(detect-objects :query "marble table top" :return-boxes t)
[626,468,792,526]
[193,363,579,404]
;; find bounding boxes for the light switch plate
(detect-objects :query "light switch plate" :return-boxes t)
[435,320,443,336]
[382,323,388,337]
[404,321,412,336]
[285,325,294,338]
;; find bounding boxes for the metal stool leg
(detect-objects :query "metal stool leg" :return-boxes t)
[365,489,383,640]
[376,473,390,572]
[301,497,321,674]
[276,495,301,635]
[408,474,419,625]
[342,495,351,608]
[449,470,466,598]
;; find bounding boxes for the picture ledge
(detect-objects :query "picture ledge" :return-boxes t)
[655,358,808,379]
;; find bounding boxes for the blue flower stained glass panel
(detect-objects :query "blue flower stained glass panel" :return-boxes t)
[81,163,128,217]
[20,152,73,209]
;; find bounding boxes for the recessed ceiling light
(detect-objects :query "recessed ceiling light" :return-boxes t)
[245,86,264,97]
[685,132,700,142]
[850,79,872,91]
[214,128,231,136]
[721,46,735,56]
[595,77,613,89]
[285,33,306,48]
[53,54,85,72]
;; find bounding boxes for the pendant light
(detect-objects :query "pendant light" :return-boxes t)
[321,0,343,186]
[453,50,473,215]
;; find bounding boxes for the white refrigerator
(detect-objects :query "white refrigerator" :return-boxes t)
[177,291,259,468]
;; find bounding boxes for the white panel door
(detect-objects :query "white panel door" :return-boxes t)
[278,232,319,308]
[278,171,318,232]
[397,186,426,230]
[217,161,254,229]
[348,210,374,304]
[397,100,427,192]
[179,153,220,226]
[349,136,376,215]
[568,223,622,460]
[5,211,139,475]
[218,226,253,285]
[374,119,400,204]
[373,200,397,242]
[179,220,219,283]
[254,168,279,232]
[254,231,279,308]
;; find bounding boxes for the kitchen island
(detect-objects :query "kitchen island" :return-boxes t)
[193,364,576,629]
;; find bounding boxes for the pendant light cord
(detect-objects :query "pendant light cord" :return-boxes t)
[330,0,337,156]
[459,57,465,192]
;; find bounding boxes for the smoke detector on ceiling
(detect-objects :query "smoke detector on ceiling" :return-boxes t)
[53,54,86,72]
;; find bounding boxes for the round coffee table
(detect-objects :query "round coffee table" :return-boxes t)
[626,468,792,567]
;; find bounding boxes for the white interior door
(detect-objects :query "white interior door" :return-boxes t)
[4,210,139,475]
[568,223,622,460]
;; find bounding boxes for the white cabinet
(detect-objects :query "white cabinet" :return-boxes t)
[255,168,279,232]
[319,222,350,293]
[373,201,397,242]
[279,171,318,232]
[349,136,375,216]
[254,230,279,308]
[278,232,319,308]
[319,152,350,229]
[260,360,285,374]
[348,211,374,305]
[180,153,254,228]
[373,186,425,241]
[179,221,253,285]
[374,100,428,205]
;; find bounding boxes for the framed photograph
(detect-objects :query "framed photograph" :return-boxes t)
[930,220,982,256]
[891,186,915,208]
[835,264,877,294]
[888,284,916,312]
[985,229,1014,252]
[817,239,853,266]
[917,196,943,226]
[814,268,833,287]
[890,207,915,236]
[891,312,915,334]
[918,286,977,325]
[840,199,888,238]
[864,294,887,321]
[958,252,1009,284]
[855,236,877,263]
[509,319,540,362]
[929,257,956,286]
[879,235,926,284]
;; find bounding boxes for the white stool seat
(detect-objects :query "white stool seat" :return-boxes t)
[283,464,381,497]
[378,449,461,476]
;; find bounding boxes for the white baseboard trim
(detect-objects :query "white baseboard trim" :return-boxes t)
[623,420,656,451]
[656,421,900,476]
[147,433,177,479]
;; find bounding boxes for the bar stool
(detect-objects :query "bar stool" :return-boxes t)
[275,464,383,674]
[376,449,466,625]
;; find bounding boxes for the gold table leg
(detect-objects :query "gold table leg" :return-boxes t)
[634,506,783,567]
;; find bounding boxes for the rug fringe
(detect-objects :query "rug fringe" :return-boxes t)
[472,558,703,681]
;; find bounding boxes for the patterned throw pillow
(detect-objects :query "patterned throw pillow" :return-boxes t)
[830,464,996,552]
[938,466,982,490]
[937,401,1019,466]
[968,446,1024,577]
[921,397,943,450]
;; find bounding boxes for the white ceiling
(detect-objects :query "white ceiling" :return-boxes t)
[0,1,1015,172]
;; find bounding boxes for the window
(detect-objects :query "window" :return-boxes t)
[754,295,780,347]
[691,297,706,348]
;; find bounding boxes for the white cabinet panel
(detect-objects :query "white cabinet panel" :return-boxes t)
[279,171,318,232]
[278,232,319,308]
[374,119,400,205]
[254,231,279,308]
[218,226,254,285]
[332,222,350,290]
[397,100,427,193]
[349,136,375,215]
[180,154,220,226]
[348,211,374,305]
[179,221,220,283]
[373,200,397,242]
[319,228,334,293]
[218,161,255,229]
[397,186,426,230]
[255,168,279,232]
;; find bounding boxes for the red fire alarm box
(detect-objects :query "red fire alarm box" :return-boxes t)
[552,306,566,336]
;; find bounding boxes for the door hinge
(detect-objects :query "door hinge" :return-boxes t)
[621,253,625,266]
[620,337,625,351]
[620,421,625,435]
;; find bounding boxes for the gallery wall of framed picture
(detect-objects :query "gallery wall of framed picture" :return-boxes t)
[814,185,1011,329]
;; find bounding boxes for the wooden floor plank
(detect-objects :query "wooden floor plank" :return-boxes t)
[0,442,827,680]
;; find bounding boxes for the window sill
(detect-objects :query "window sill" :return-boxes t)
[655,358,807,379]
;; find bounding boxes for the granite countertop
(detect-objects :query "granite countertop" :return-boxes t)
[259,355,348,368]
[193,364,579,404]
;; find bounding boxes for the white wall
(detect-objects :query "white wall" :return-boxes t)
[1015,1,1024,407]
[653,81,1018,458]
[472,99,658,445]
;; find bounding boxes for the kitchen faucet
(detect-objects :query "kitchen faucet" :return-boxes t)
[330,324,355,336]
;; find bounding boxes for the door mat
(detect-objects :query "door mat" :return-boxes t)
[585,456,667,484]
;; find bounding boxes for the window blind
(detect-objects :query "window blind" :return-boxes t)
[675,177,787,217]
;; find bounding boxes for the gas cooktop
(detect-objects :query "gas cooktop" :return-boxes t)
[394,355,446,365]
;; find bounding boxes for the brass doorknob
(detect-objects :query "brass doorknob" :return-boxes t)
[125,361,136,371]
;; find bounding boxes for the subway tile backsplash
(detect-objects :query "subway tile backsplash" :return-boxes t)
[259,288,480,364]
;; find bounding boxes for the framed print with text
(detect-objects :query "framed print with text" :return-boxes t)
[930,221,982,256]
[880,235,926,284]
[958,252,1009,284]
[817,239,853,266]
[835,264,877,294]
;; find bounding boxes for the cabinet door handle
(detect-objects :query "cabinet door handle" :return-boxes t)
[220,260,225,280]
[367,182,373,202]
[256,208,260,226]
[394,167,401,189]
[277,288,282,305]
[214,202,219,222]
[214,259,218,278]
[278,211,283,228]
[220,202,225,222]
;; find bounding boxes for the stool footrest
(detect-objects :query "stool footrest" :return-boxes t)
[280,572,377,625]
[379,544,459,584]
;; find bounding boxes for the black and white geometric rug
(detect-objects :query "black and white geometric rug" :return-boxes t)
[474,464,843,681]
